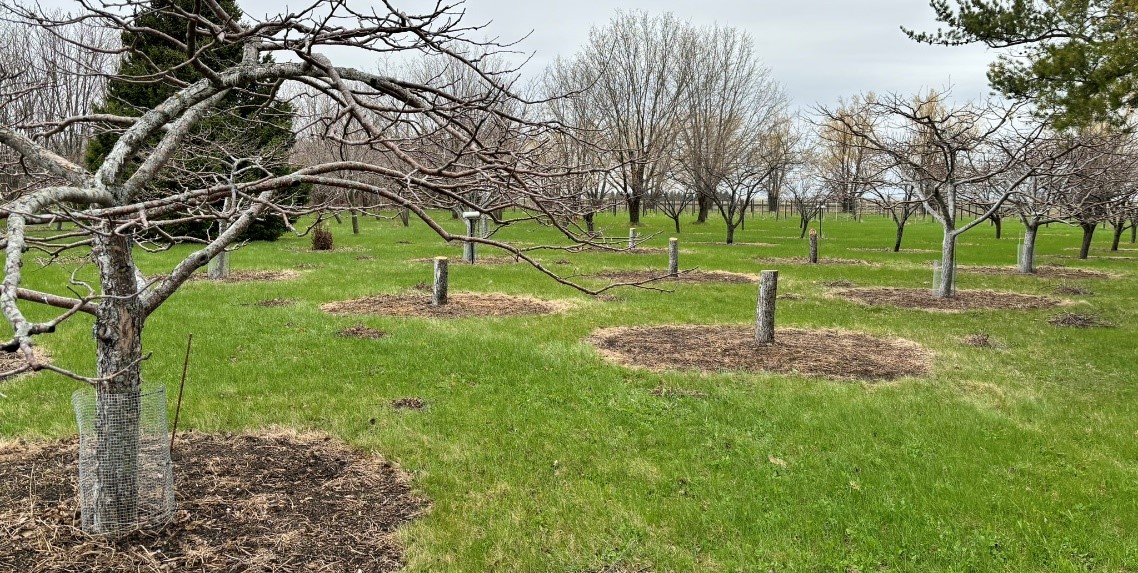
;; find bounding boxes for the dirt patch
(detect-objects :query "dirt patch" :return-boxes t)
[960,265,1113,279]
[588,325,930,381]
[1047,312,1113,328]
[1054,284,1093,296]
[391,397,427,410]
[0,430,424,573]
[355,255,376,261]
[590,270,756,284]
[337,324,387,339]
[779,293,804,301]
[832,288,1061,311]
[321,292,569,318]
[190,270,301,283]
[960,333,1000,348]
[755,257,877,266]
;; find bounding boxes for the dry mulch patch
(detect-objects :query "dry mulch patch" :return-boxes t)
[321,292,569,318]
[0,431,425,573]
[832,288,1061,312]
[960,333,1001,348]
[337,324,387,339]
[1054,284,1093,296]
[190,270,301,283]
[821,279,856,288]
[590,270,756,284]
[1048,312,1113,328]
[960,265,1113,279]
[588,325,930,381]
[391,397,427,410]
[246,298,295,308]
[847,248,937,253]
[755,256,876,266]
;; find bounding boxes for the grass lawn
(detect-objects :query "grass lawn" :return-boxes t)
[2,209,1136,572]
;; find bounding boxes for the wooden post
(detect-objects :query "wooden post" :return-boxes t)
[808,228,818,264]
[462,211,479,263]
[628,228,638,249]
[668,237,679,276]
[755,270,778,344]
[432,257,448,306]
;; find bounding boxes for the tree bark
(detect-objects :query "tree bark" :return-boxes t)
[934,232,957,298]
[1110,220,1125,251]
[91,229,146,534]
[432,257,448,306]
[627,194,642,225]
[808,229,818,263]
[399,207,409,227]
[1079,223,1096,259]
[628,228,638,249]
[725,223,736,245]
[1019,223,1038,274]
[668,238,678,276]
[350,209,359,235]
[755,270,777,344]
[583,212,595,234]
[892,219,905,252]
[696,193,713,223]
[992,215,1002,239]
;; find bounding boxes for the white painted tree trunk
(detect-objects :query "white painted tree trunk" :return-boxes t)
[755,270,778,344]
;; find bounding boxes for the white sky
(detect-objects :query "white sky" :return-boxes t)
[450,0,997,109]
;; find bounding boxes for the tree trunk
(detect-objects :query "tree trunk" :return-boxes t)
[91,230,146,534]
[1110,220,1124,251]
[768,192,779,213]
[725,223,736,245]
[1079,223,1096,259]
[584,212,595,234]
[1019,224,1038,274]
[934,232,957,299]
[350,209,359,235]
[993,215,1002,239]
[696,193,713,223]
[432,257,448,306]
[668,238,678,276]
[755,270,778,344]
[399,207,409,227]
[627,194,642,225]
[892,219,905,252]
[808,230,818,263]
[670,215,681,234]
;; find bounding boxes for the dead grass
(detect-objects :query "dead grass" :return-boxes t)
[960,265,1113,279]
[832,288,1061,312]
[321,292,572,318]
[0,430,425,573]
[590,270,757,284]
[960,333,1001,348]
[336,324,387,339]
[1047,312,1113,328]
[246,298,295,308]
[1054,284,1094,296]
[189,270,302,283]
[410,255,522,265]
[587,325,930,381]
[755,256,877,266]
[391,397,427,410]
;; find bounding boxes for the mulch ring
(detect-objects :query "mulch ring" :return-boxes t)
[755,257,877,266]
[588,325,930,381]
[0,430,425,573]
[1047,312,1113,328]
[960,265,1114,279]
[847,248,937,253]
[391,397,427,410]
[337,324,387,339]
[189,270,301,283]
[831,288,1061,312]
[321,292,571,318]
[589,270,756,284]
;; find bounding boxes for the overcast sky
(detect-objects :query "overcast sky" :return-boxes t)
[444,0,997,110]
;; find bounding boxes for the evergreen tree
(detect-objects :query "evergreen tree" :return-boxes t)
[86,0,302,241]
[907,0,1138,129]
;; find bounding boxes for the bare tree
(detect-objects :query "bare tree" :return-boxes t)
[548,11,692,224]
[820,91,1059,297]
[676,24,786,225]
[714,119,797,244]
[815,93,882,215]
[0,0,641,535]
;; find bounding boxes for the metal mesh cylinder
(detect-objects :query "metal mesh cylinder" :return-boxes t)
[71,384,174,534]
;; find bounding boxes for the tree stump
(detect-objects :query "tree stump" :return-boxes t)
[432,257,448,305]
[668,237,679,276]
[628,228,638,249]
[755,270,778,344]
[808,228,818,264]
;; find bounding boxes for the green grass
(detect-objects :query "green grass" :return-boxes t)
[3,210,1137,572]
